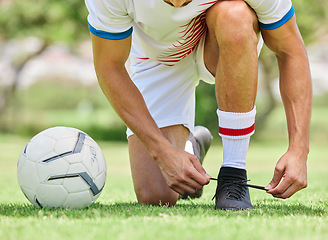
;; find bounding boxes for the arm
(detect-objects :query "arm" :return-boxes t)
[90,33,209,194]
[260,15,312,198]
[91,34,162,152]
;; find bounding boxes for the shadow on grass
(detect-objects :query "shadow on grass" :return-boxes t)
[0,199,327,218]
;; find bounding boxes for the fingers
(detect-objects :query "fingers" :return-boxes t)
[267,175,308,199]
[266,164,285,190]
[191,156,207,175]
[189,155,211,184]
[171,185,195,196]
[266,161,308,199]
[168,154,210,195]
[169,175,203,195]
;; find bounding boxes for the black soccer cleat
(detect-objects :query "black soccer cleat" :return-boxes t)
[213,167,254,210]
[181,126,213,199]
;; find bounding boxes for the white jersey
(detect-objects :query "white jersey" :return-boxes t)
[245,0,294,30]
[86,0,294,66]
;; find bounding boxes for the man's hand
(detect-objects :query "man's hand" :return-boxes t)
[91,33,209,197]
[266,149,308,198]
[154,144,210,195]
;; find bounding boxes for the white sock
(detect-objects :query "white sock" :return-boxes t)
[185,139,194,155]
[217,107,256,170]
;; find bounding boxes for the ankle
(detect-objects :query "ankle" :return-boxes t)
[218,166,247,180]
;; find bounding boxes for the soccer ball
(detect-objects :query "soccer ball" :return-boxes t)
[17,126,107,209]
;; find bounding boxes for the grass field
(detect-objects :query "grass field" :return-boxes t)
[0,133,327,240]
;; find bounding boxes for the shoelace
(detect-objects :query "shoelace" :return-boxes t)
[210,178,267,201]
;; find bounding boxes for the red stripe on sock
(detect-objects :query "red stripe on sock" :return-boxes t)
[219,123,255,137]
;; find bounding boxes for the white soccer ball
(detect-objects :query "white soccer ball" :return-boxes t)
[17,126,107,209]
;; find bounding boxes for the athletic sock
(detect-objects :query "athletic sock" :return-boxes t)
[185,133,195,155]
[217,107,256,170]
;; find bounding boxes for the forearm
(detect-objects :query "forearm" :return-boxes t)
[261,14,312,156]
[90,33,172,159]
[97,67,172,158]
[277,47,312,155]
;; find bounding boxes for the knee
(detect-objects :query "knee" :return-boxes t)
[135,187,178,207]
[206,1,258,46]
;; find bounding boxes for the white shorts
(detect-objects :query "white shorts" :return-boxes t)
[126,35,263,137]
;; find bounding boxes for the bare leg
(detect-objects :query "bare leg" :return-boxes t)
[204,0,260,210]
[128,124,189,206]
[205,0,259,112]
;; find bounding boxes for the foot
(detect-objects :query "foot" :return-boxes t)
[181,126,213,199]
[213,167,254,210]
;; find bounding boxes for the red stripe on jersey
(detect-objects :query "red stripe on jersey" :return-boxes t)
[156,1,217,66]
[157,13,206,65]
[199,1,218,6]
[198,1,218,13]
[219,124,255,137]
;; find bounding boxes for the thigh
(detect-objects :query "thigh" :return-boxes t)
[128,124,189,206]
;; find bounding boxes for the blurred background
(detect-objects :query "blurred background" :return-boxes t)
[0,0,327,144]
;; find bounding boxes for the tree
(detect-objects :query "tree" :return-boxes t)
[0,0,88,42]
[255,0,328,132]
[0,0,89,113]
[0,0,327,133]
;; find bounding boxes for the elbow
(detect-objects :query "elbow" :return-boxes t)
[95,63,127,85]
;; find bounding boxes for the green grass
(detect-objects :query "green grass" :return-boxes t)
[0,134,327,240]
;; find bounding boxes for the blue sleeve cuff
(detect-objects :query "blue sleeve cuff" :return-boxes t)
[259,6,295,30]
[88,22,133,40]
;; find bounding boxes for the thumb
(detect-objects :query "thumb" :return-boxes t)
[266,166,284,190]
[190,155,210,179]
